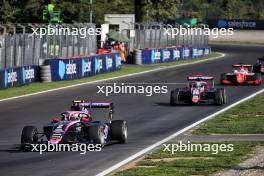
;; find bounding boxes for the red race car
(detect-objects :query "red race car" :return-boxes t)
[170,75,226,105]
[220,64,262,85]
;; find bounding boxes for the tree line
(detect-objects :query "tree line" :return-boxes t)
[0,0,263,24]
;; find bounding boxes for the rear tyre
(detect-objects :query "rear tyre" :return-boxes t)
[21,126,39,144]
[89,125,106,147]
[110,120,127,144]
[253,73,262,85]
[253,64,261,73]
[170,89,180,106]
[221,88,226,104]
[214,89,224,105]
[220,73,227,84]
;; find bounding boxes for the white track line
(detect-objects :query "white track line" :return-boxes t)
[0,53,225,103]
[95,88,264,176]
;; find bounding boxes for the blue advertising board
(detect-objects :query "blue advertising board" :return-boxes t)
[140,46,211,65]
[172,48,181,61]
[48,59,80,81]
[0,65,39,89]
[151,49,162,64]
[161,48,172,62]
[141,49,153,64]
[48,52,121,81]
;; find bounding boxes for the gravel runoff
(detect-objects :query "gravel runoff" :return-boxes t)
[213,146,264,176]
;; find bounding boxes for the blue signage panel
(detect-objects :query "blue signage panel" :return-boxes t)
[48,53,121,81]
[0,65,39,89]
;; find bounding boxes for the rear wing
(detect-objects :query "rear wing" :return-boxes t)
[232,64,253,67]
[187,76,214,81]
[187,76,214,87]
[71,100,114,120]
[232,64,253,72]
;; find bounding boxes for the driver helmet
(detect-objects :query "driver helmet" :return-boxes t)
[70,113,80,121]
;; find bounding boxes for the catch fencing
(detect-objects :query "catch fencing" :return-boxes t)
[0,23,97,69]
[123,24,209,51]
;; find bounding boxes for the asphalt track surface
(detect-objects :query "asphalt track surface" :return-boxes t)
[0,44,263,176]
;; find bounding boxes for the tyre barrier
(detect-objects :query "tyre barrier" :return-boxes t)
[40,65,52,82]
[135,49,142,65]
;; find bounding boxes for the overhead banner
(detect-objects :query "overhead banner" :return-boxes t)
[206,19,264,29]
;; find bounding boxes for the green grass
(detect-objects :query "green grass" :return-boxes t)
[0,52,221,100]
[115,72,264,176]
[194,92,264,134]
[115,142,264,176]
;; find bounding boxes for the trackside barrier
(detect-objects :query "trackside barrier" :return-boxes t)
[138,46,211,65]
[46,52,121,81]
[0,65,39,89]
[0,52,121,89]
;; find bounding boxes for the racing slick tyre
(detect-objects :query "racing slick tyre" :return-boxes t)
[21,126,39,144]
[89,125,106,147]
[110,120,127,144]
[221,88,227,104]
[253,64,261,73]
[214,89,224,105]
[170,89,180,106]
[253,73,262,85]
[220,73,228,84]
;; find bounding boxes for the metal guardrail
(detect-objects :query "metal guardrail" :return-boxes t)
[0,23,97,69]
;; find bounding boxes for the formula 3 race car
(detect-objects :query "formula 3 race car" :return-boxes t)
[253,57,264,74]
[21,101,127,149]
[220,64,262,85]
[170,75,226,105]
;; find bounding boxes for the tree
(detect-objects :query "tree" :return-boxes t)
[142,0,179,22]
[0,0,21,23]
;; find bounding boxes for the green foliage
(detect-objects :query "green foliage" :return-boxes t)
[0,0,264,23]
[142,0,179,22]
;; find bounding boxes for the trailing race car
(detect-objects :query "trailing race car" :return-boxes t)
[253,57,264,74]
[21,100,127,148]
[220,64,262,85]
[170,75,226,105]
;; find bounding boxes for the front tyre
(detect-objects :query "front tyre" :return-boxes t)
[170,89,180,106]
[89,125,106,147]
[110,120,127,144]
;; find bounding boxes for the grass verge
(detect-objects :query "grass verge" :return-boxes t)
[0,52,221,100]
[114,88,264,176]
[194,92,264,134]
[115,141,264,176]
